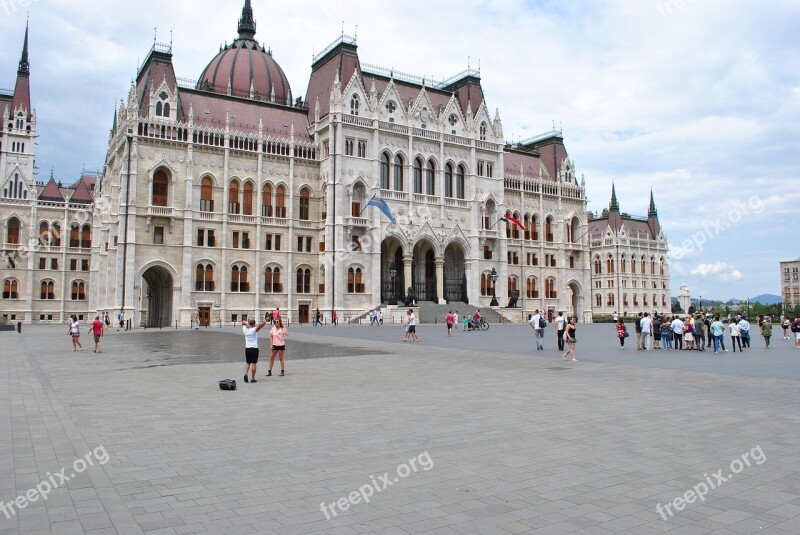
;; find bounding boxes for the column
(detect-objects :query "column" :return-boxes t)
[435,257,445,304]
[403,254,413,301]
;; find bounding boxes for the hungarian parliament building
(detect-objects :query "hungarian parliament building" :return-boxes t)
[1,1,670,326]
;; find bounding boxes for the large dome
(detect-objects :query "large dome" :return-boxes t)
[197,1,292,104]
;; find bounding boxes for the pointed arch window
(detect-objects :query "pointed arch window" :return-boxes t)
[545,216,554,242]
[200,177,214,212]
[262,184,273,217]
[243,182,254,215]
[296,267,311,294]
[545,277,557,299]
[264,266,283,293]
[3,279,19,299]
[275,185,287,218]
[163,103,170,117]
[380,152,391,190]
[40,280,55,300]
[195,264,215,291]
[81,225,91,249]
[299,188,310,221]
[594,256,602,275]
[426,160,435,195]
[38,222,49,245]
[607,293,615,307]
[6,217,20,245]
[526,276,539,298]
[152,169,169,207]
[350,94,359,116]
[71,281,86,301]
[230,265,249,292]
[228,180,240,214]
[456,164,466,199]
[393,154,404,191]
[595,293,602,307]
[413,158,423,194]
[480,122,487,141]
[444,163,454,198]
[156,102,163,116]
[69,224,80,248]
[348,267,365,293]
[52,223,61,246]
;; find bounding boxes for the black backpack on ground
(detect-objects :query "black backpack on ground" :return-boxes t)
[218,379,237,391]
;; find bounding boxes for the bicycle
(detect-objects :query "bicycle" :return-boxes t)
[470,318,490,331]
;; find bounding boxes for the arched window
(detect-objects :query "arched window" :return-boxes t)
[230,265,249,292]
[483,200,495,230]
[243,182,254,216]
[38,221,50,245]
[530,215,539,241]
[350,94,359,116]
[69,224,80,248]
[621,255,627,273]
[523,215,531,240]
[156,102,163,116]
[570,217,580,243]
[480,122,487,141]
[623,293,629,306]
[348,267,365,293]
[264,266,283,293]
[512,212,521,239]
[594,256,602,275]
[607,293,615,307]
[81,225,91,249]
[444,163,454,198]
[641,258,646,274]
[526,276,539,298]
[195,264,214,291]
[545,216,554,242]
[163,103,170,117]
[275,185,286,218]
[228,180,240,214]
[595,293,602,307]
[413,158,423,194]
[380,153,391,190]
[200,177,214,212]
[40,280,55,300]
[650,257,656,275]
[71,281,86,301]
[507,276,518,298]
[426,160,435,195]
[262,184,273,217]
[644,294,649,307]
[2,279,19,299]
[633,293,639,306]
[6,217,20,244]
[606,255,614,274]
[298,188,311,221]
[659,257,665,275]
[456,164,466,199]
[393,154,404,191]
[152,169,169,207]
[480,273,489,296]
[661,294,667,307]
[52,223,61,246]
[545,277,557,299]
[296,267,311,294]
[631,255,638,274]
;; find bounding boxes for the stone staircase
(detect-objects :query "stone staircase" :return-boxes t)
[415,302,503,324]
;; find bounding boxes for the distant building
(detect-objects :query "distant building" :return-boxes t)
[780,258,800,311]
[587,186,671,316]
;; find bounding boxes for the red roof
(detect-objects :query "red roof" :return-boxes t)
[38,177,64,202]
[69,178,94,204]
[305,44,359,119]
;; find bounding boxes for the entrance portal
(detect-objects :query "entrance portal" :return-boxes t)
[142,266,173,327]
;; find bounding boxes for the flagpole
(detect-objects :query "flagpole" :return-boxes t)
[359,193,377,217]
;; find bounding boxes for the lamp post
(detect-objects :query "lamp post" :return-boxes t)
[699,295,702,313]
[388,262,398,306]
[490,267,499,307]
[746,298,750,319]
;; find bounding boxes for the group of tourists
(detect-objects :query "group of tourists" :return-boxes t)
[66,311,117,353]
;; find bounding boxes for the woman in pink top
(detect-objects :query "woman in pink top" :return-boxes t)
[268,318,288,376]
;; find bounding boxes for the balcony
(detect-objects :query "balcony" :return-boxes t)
[261,217,289,227]
[444,198,470,209]
[344,216,369,227]
[147,206,174,218]
[228,214,258,224]
[197,211,221,222]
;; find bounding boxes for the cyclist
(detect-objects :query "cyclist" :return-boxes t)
[472,309,482,330]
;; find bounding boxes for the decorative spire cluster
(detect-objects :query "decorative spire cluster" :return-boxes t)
[18,22,30,75]
[648,190,658,217]
[609,182,619,212]
[238,0,257,39]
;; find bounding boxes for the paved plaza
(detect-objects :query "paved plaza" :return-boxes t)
[1,322,800,535]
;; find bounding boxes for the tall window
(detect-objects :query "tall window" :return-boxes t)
[230,265,249,292]
[350,94,359,116]
[296,268,311,294]
[456,164,466,199]
[621,256,627,273]
[81,225,91,249]
[243,182,254,215]
[348,267,364,293]
[480,273,489,296]
[52,223,61,246]
[2,279,19,299]
[275,186,287,218]
[299,188,310,221]
[38,222,49,245]
[508,276,518,298]
[152,169,169,207]
[69,224,80,248]
[426,160,435,195]
[594,256,602,274]
[413,158,423,194]
[264,266,282,293]
[393,154,404,191]
[195,264,214,291]
[595,293,602,307]
[511,212,520,239]
[526,276,539,298]
[444,163,453,198]
[545,217,554,242]
[631,255,638,274]
[606,256,614,274]
[262,184,273,216]
[228,180,240,214]
[200,177,214,212]
[380,153,391,190]
[6,217,20,244]
[545,278,557,299]
[480,122,487,141]
[40,280,55,300]
[607,293,615,307]
[530,215,539,241]
[71,281,86,301]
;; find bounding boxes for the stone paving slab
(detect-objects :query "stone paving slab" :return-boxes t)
[0,324,798,534]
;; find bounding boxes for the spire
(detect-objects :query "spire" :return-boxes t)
[648,189,657,216]
[237,0,257,39]
[610,182,619,212]
[18,20,30,75]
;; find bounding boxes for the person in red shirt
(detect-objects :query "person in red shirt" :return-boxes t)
[445,311,455,336]
[91,315,105,353]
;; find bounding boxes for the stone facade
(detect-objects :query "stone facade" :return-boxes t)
[780,258,800,311]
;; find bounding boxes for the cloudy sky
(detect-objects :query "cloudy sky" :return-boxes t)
[1,0,797,300]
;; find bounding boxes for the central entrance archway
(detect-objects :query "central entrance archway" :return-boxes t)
[380,238,405,304]
[444,242,467,303]
[412,241,437,302]
[142,265,174,327]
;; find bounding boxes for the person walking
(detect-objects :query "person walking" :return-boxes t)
[267,318,288,376]
[68,315,83,351]
[91,315,105,353]
[738,315,751,348]
[640,312,653,351]
[555,312,566,352]
[694,315,706,351]
[332,309,338,326]
[117,310,124,331]
[705,315,713,348]
[730,319,743,352]
[635,313,643,350]
[671,315,684,350]
[710,315,726,353]
[793,316,800,349]
[661,317,673,350]
[103,311,111,331]
[453,311,459,332]
[402,309,418,342]
[242,316,268,383]
[616,317,628,348]
[313,308,322,327]
[562,317,578,362]
[461,313,468,332]
[653,315,662,349]
[530,309,545,350]
[379,310,384,325]
[761,317,773,349]
[781,317,791,340]
[446,310,455,336]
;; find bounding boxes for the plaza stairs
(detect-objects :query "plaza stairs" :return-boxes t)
[415,302,503,325]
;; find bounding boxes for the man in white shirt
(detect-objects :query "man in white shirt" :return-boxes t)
[530,309,545,351]
[555,312,566,352]
[671,316,685,350]
[640,312,653,351]
[242,317,268,383]
[737,315,751,348]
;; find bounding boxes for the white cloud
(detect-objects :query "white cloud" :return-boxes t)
[691,262,744,282]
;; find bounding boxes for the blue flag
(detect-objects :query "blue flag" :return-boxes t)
[366,196,397,224]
